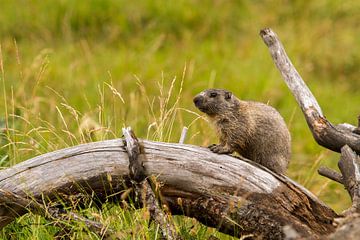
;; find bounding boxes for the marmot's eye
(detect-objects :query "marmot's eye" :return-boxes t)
[210,92,217,98]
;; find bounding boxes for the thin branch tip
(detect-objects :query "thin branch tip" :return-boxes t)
[259,28,277,47]
[259,28,271,36]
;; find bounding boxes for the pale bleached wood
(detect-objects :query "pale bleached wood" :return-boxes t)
[260,28,360,155]
[0,139,336,238]
[259,28,323,116]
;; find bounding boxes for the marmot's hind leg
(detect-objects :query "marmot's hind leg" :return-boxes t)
[261,154,289,175]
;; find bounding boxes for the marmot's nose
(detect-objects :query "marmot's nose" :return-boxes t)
[193,95,204,107]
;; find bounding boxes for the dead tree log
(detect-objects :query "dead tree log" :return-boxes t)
[0,139,336,239]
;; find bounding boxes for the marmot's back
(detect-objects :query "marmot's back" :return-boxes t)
[193,88,291,174]
[240,101,291,173]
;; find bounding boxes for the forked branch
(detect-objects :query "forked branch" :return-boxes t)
[260,28,360,155]
[260,29,360,236]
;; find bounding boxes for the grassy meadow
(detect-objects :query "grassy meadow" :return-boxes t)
[1,0,360,239]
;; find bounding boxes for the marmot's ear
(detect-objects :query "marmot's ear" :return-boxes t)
[225,91,232,100]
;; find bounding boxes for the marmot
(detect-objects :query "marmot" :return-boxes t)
[193,89,291,174]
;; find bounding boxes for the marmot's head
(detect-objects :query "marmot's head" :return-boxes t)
[193,89,238,116]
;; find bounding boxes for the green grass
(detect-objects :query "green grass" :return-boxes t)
[1,0,360,238]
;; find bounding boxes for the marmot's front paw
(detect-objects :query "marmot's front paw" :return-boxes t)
[208,144,232,154]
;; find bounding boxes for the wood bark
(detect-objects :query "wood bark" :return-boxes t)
[0,139,336,239]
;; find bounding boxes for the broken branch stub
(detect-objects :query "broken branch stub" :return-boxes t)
[179,127,188,144]
[122,127,146,182]
[122,128,181,240]
[260,28,360,155]
[318,166,343,184]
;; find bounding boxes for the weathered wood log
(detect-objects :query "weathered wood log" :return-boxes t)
[260,28,360,155]
[0,139,336,239]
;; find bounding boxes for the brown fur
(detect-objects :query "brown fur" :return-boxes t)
[193,89,291,174]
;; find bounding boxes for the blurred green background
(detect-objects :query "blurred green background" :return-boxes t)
[1,0,359,239]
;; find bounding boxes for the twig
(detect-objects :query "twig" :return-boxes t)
[179,127,188,144]
[318,166,343,184]
[122,127,181,240]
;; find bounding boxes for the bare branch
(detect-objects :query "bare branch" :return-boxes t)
[260,28,360,155]
[318,166,343,184]
[259,28,323,116]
